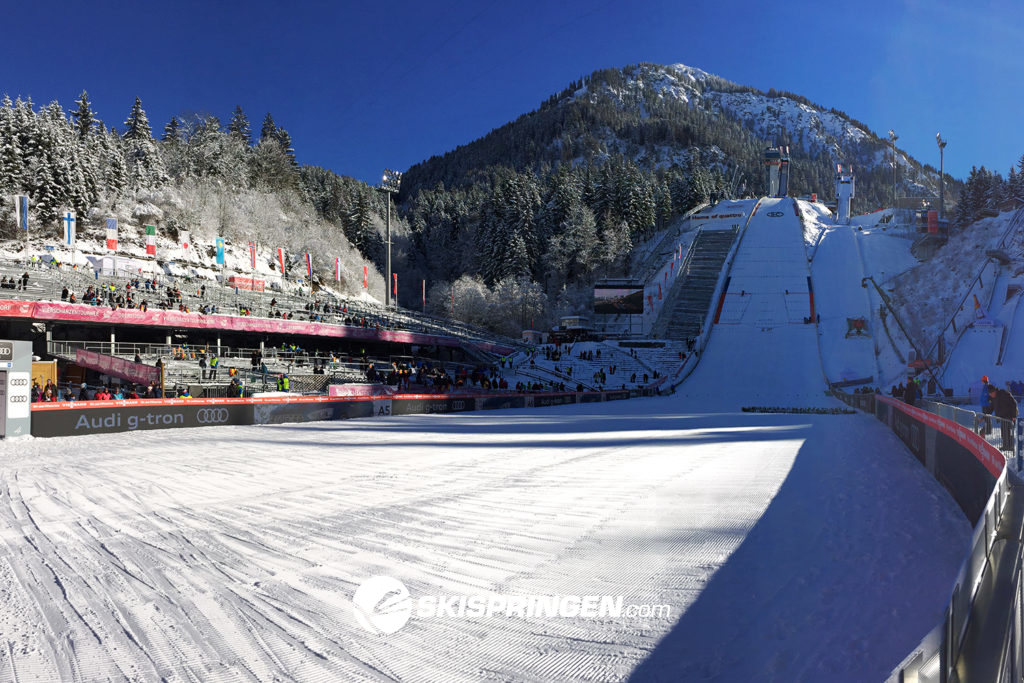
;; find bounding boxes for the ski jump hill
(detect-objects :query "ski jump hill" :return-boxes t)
[684,196,829,408]
[810,220,877,387]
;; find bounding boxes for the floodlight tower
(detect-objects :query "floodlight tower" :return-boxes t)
[380,168,402,307]
[936,132,947,220]
[888,129,899,207]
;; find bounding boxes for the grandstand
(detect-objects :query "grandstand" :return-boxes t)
[9,254,697,402]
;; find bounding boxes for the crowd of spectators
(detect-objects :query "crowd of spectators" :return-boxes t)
[31,378,165,402]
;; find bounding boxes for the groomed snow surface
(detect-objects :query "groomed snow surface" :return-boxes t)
[0,399,969,682]
[0,195,973,682]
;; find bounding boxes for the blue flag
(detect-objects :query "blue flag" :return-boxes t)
[216,237,225,265]
[18,195,28,231]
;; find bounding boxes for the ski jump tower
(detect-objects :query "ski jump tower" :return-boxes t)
[764,146,790,197]
[835,164,855,224]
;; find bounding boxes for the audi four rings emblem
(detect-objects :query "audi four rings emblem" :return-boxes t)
[766,211,785,217]
[10,378,28,386]
[10,395,27,403]
[196,408,230,424]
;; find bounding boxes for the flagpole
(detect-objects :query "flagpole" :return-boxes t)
[23,197,28,265]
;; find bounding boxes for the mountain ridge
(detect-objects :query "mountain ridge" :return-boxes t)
[402,61,956,209]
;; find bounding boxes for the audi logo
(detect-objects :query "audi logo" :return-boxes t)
[10,378,28,386]
[766,211,785,217]
[10,395,27,403]
[196,408,230,424]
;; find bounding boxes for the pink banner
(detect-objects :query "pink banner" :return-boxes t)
[76,348,161,385]
[328,384,395,397]
[5,301,517,356]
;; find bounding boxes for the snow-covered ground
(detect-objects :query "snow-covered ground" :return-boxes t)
[0,195,978,682]
[0,397,968,682]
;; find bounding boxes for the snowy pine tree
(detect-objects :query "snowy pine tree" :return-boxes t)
[98,125,130,196]
[71,90,95,140]
[162,116,181,142]
[228,105,252,145]
[274,128,298,169]
[122,96,167,189]
[260,113,277,142]
[0,96,23,195]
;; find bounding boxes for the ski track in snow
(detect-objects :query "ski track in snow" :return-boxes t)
[0,396,969,683]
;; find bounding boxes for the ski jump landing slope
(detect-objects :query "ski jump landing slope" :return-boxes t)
[688,197,828,409]
[811,223,877,385]
[0,399,970,683]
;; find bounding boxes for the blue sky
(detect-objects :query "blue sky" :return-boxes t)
[2,0,1021,185]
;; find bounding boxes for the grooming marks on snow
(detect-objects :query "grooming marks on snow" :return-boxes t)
[0,361,971,680]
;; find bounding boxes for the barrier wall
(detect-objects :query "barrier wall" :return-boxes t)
[31,398,254,437]
[833,392,1024,682]
[29,389,634,438]
[875,395,1000,524]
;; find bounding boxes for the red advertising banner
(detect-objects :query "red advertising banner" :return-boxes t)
[876,395,1004,477]
[227,276,266,292]
[76,348,161,385]
[928,210,938,234]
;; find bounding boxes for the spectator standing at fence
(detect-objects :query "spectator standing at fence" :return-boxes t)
[989,384,1018,451]
[980,375,994,435]
[209,355,219,380]
[199,355,207,381]
[903,378,921,407]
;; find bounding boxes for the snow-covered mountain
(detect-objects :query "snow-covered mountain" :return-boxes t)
[404,62,952,209]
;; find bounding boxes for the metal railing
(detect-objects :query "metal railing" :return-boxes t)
[919,398,1019,467]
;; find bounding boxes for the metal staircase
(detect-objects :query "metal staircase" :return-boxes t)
[654,229,737,341]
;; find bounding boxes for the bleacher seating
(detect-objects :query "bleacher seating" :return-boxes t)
[4,257,526,355]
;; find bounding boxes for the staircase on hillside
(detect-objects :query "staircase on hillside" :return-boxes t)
[654,228,737,341]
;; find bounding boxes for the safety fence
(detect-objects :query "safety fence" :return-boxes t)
[833,390,1024,682]
[28,387,640,438]
[847,393,1020,469]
